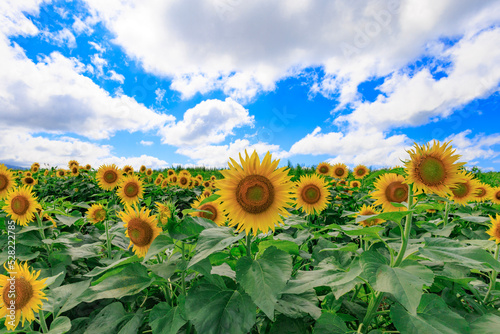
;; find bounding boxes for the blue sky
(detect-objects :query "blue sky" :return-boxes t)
[1,0,499,170]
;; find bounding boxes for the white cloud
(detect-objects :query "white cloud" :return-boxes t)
[445,130,500,163]
[176,139,289,168]
[155,88,166,104]
[140,140,153,146]
[0,0,46,37]
[72,15,97,35]
[108,69,125,83]
[81,0,500,103]
[159,97,254,147]
[289,126,410,167]
[88,41,105,52]
[42,27,77,48]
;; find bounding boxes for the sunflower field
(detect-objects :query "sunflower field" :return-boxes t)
[1,140,500,334]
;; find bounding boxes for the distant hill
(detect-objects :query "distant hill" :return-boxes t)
[1,163,26,170]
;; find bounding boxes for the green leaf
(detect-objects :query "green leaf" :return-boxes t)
[470,313,500,334]
[258,239,300,256]
[148,253,181,280]
[285,260,362,295]
[59,242,102,261]
[275,290,321,320]
[211,263,236,280]
[78,263,154,304]
[143,234,174,261]
[188,227,244,268]
[150,302,187,334]
[167,216,215,240]
[83,302,128,334]
[84,255,140,277]
[355,210,412,224]
[343,225,385,237]
[45,279,92,316]
[236,247,292,319]
[47,316,71,334]
[118,308,145,334]
[313,312,349,334]
[419,237,500,271]
[371,261,434,314]
[390,294,470,333]
[55,214,82,227]
[186,280,256,334]
[269,314,311,334]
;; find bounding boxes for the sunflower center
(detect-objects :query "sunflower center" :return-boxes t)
[127,218,153,247]
[319,166,328,174]
[418,156,446,185]
[200,204,217,220]
[301,184,321,204]
[25,177,34,185]
[357,169,365,176]
[2,277,33,310]
[180,177,188,185]
[476,188,486,197]
[495,225,500,240]
[334,168,345,177]
[11,196,29,215]
[451,183,468,198]
[95,209,106,221]
[104,170,117,183]
[496,191,500,200]
[0,175,8,190]
[236,175,275,214]
[72,167,78,173]
[385,182,408,203]
[124,182,139,197]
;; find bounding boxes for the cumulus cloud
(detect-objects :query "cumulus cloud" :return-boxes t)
[42,28,77,48]
[159,98,254,147]
[81,0,500,103]
[176,139,289,168]
[140,140,153,146]
[445,130,500,163]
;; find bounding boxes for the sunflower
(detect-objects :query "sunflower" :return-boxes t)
[216,150,294,235]
[122,165,134,175]
[156,202,173,225]
[350,180,361,188]
[3,186,41,226]
[30,165,39,173]
[86,204,107,224]
[21,176,37,187]
[372,173,408,212]
[190,195,225,226]
[332,163,349,179]
[356,204,386,227]
[486,214,500,244]
[0,261,47,331]
[178,175,191,189]
[0,165,15,199]
[293,174,331,215]
[70,166,79,177]
[139,165,146,173]
[405,140,466,196]
[159,179,168,188]
[491,187,500,205]
[31,162,40,169]
[193,179,200,187]
[448,171,480,206]
[24,172,32,177]
[56,169,66,178]
[154,176,163,186]
[37,209,56,228]
[474,183,493,203]
[118,206,162,258]
[210,175,217,182]
[353,165,369,179]
[68,160,79,168]
[202,188,212,197]
[84,164,91,170]
[202,180,212,188]
[337,180,348,187]
[43,170,49,176]
[117,174,143,206]
[146,168,153,177]
[168,175,178,185]
[96,164,121,190]
[316,162,332,177]
[167,169,175,177]
[195,175,203,182]
[179,170,191,177]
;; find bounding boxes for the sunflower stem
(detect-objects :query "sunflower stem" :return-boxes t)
[246,233,252,258]
[393,185,414,267]
[105,220,112,258]
[35,212,52,254]
[484,243,500,304]
[361,291,384,333]
[181,242,187,296]
[38,309,49,333]
[443,201,450,227]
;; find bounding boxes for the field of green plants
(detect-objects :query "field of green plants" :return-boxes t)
[1,141,500,334]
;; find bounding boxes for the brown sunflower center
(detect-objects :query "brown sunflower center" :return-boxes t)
[104,170,118,183]
[124,182,139,197]
[200,204,217,221]
[496,191,500,200]
[334,168,345,177]
[94,208,106,221]
[25,177,34,185]
[236,175,275,214]
[418,156,446,185]
[385,181,408,203]
[127,218,153,247]
[0,175,8,190]
[352,182,360,188]
[11,196,29,215]
[451,182,469,198]
[319,166,328,174]
[476,188,486,197]
[357,168,365,176]
[2,277,33,310]
[495,225,500,240]
[301,184,321,204]
[72,167,78,173]
[180,177,188,185]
